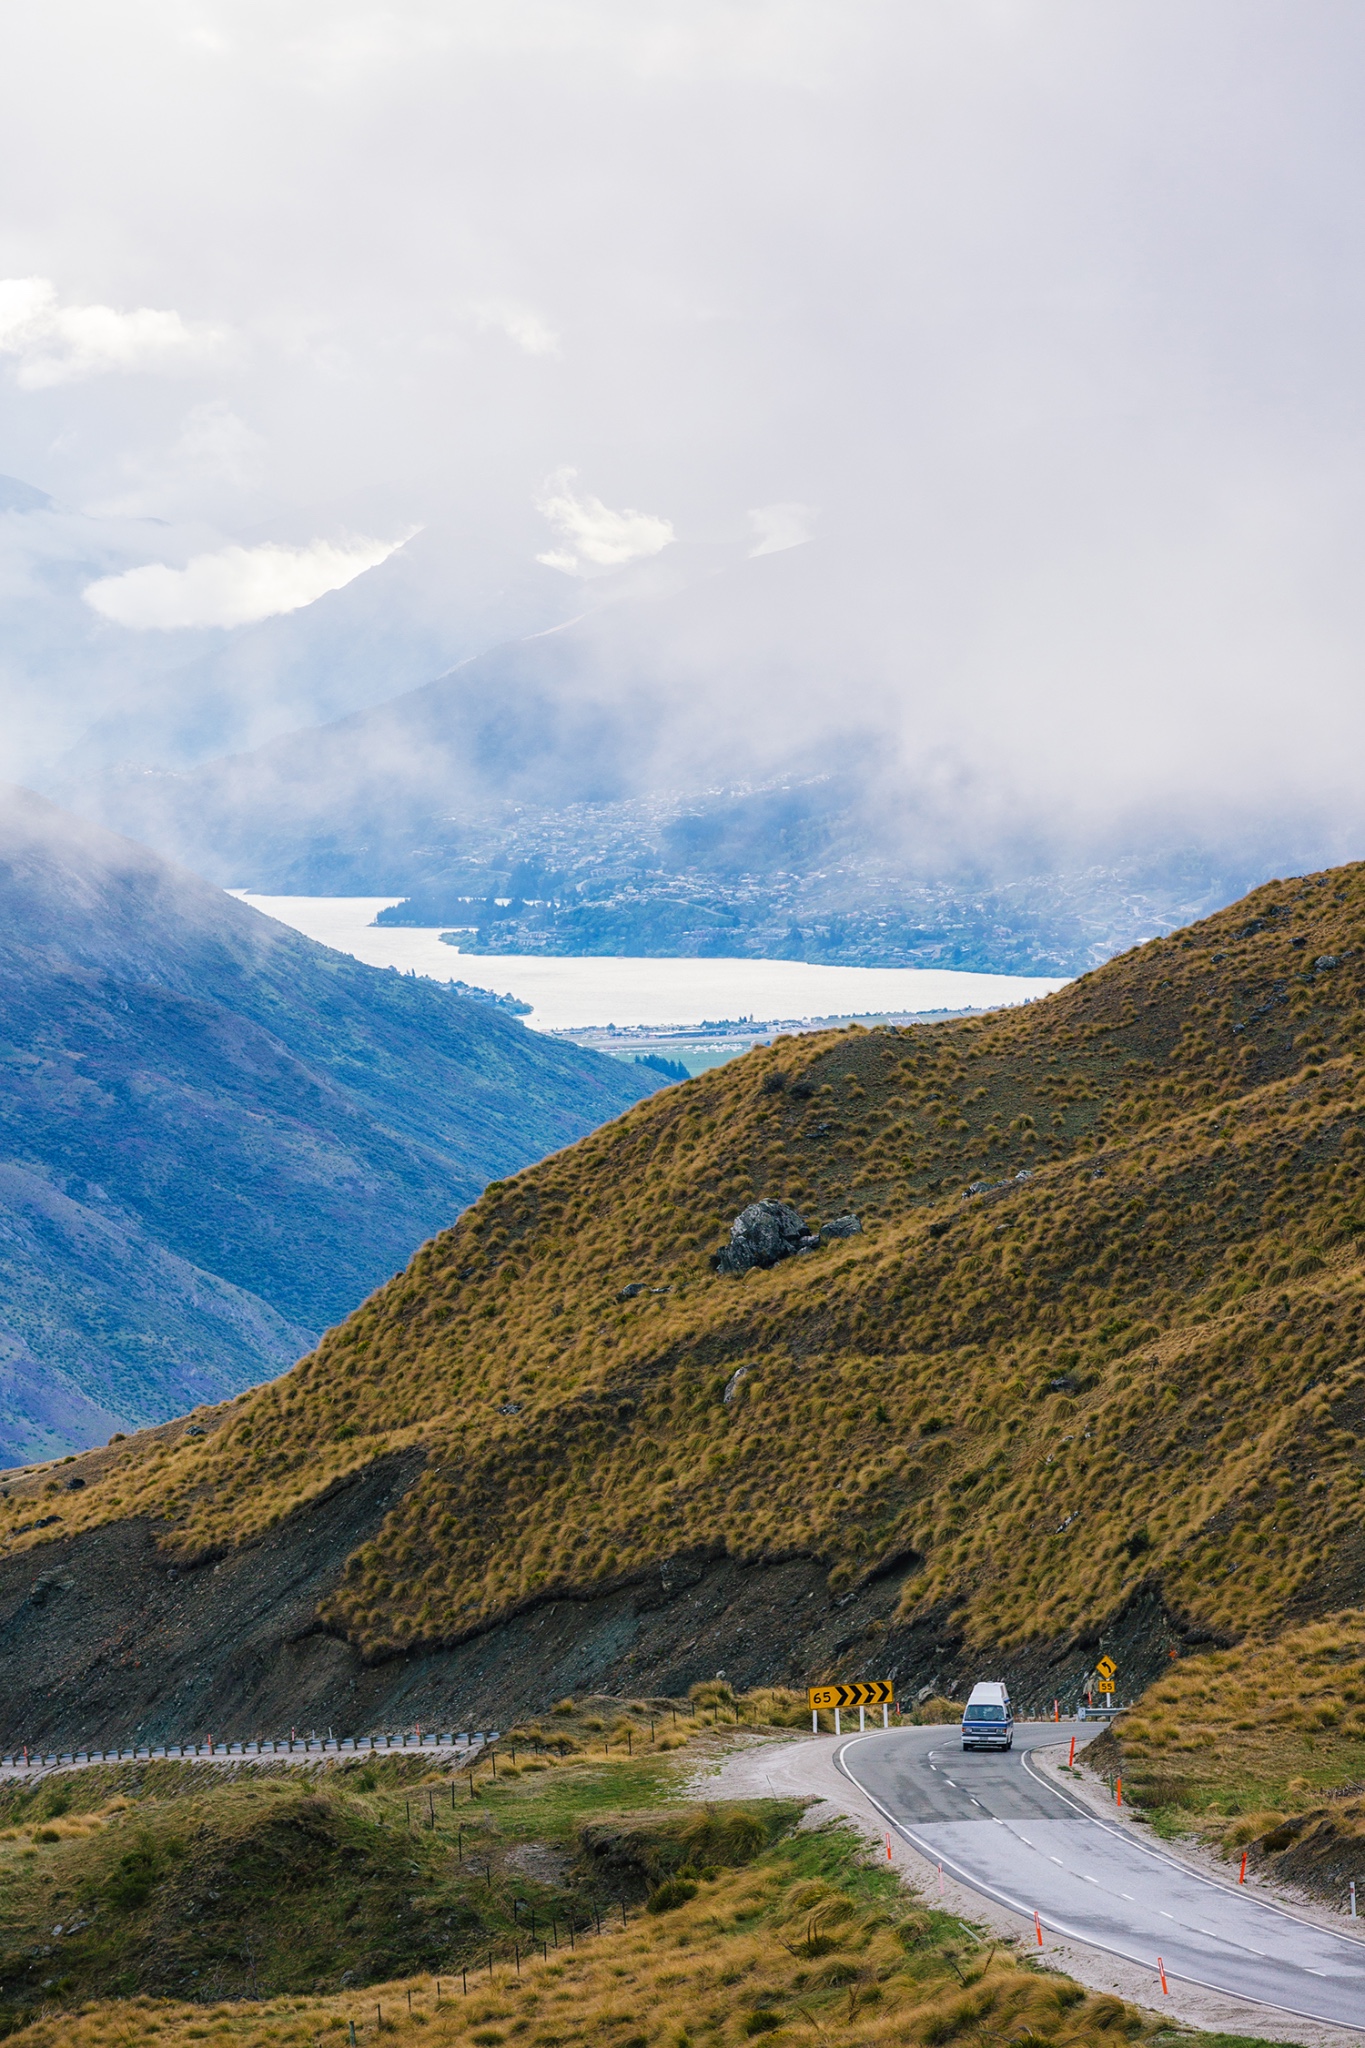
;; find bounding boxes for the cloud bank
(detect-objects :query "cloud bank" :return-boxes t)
[83,534,411,631]
[1,2,1365,876]
[535,469,674,575]
[0,277,227,388]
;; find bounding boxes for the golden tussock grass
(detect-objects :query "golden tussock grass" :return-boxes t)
[1102,1609,1365,1860]
[7,1818,1146,2048]
[9,864,1365,1661]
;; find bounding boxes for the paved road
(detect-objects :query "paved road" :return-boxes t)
[836,1721,1365,2032]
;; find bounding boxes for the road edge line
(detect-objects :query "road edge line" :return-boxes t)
[832,1734,1365,2038]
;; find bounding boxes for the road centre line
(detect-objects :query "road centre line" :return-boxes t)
[1019,1742,1365,1955]
[833,1735,1365,2033]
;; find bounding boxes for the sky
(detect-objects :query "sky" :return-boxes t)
[3,1,1365,870]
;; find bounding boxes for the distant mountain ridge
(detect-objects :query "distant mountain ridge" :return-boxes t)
[0,788,655,1461]
[68,628,1270,976]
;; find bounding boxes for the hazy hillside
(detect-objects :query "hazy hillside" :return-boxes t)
[0,788,654,1460]
[7,859,1365,1741]
[75,681,1264,981]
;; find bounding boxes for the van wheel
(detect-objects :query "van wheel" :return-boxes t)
[1005,1737,1013,1750]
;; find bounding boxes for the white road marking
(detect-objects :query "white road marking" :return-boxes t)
[1050,1856,1064,1865]
[1119,1893,1134,1901]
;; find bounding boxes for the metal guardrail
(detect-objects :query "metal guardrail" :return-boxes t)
[0,1730,499,1775]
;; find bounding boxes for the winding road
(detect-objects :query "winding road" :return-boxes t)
[835,1720,1365,2033]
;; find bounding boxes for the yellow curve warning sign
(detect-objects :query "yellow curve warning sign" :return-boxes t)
[807,1681,894,1711]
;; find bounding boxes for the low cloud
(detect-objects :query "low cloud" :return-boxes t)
[535,467,674,574]
[83,533,413,631]
[748,502,816,556]
[0,277,229,389]
[471,300,561,357]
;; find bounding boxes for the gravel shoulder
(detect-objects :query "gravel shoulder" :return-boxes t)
[693,1729,1364,2048]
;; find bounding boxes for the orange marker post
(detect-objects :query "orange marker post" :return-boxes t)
[1067,1736,1075,1768]
[1157,1957,1168,1996]
[885,1833,893,1862]
[1034,1910,1043,1947]
[1115,1775,1122,1806]
[1238,1851,1247,1884]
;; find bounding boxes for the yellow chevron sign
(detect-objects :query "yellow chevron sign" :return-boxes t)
[807,1681,894,1711]
[1096,1656,1117,1680]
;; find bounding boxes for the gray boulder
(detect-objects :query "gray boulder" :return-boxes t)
[712,1200,816,1275]
[819,1214,862,1243]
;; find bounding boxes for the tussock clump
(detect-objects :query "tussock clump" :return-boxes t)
[1104,1609,1365,1891]
[8,1812,1147,2048]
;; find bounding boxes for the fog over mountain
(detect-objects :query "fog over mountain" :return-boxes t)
[5,4,1365,951]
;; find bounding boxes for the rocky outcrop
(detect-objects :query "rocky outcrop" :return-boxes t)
[710,1202,861,1275]
[712,1200,814,1273]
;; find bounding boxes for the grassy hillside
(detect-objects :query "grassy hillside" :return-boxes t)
[0,1708,1151,2047]
[1092,1611,1365,1903]
[0,788,652,1457]
[11,860,1365,1669]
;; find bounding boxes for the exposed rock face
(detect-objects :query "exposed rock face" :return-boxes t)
[712,1200,816,1274]
[710,1202,864,1274]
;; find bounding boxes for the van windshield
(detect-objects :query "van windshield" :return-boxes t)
[965,1704,1005,1722]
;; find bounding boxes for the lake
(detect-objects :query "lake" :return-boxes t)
[238,894,1069,1032]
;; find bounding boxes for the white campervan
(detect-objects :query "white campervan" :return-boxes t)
[961,1681,1013,1751]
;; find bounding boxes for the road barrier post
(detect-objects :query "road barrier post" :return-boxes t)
[1034,1910,1042,1947]
[1115,1775,1122,1807]
[1351,1880,1358,1918]
[1238,1851,1247,1884]
[1067,1736,1075,1767]
[1157,1958,1168,1996]
[885,1832,892,1861]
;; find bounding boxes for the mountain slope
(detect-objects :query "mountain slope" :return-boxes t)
[0,788,654,1457]
[7,860,1365,1727]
